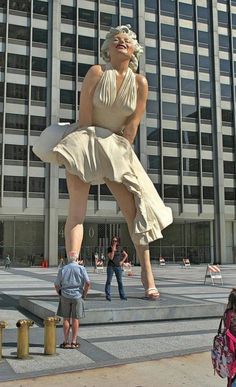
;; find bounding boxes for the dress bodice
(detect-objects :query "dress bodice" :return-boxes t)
[92,66,137,132]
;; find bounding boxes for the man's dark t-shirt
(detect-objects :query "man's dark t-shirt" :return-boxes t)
[107,246,124,267]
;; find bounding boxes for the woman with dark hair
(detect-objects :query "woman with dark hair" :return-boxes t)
[33,25,172,300]
[105,236,128,301]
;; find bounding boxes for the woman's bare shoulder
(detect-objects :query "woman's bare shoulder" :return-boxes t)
[135,73,148,88]
[86,64,105,79]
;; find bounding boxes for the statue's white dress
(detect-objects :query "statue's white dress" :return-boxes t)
[33,66,173,245]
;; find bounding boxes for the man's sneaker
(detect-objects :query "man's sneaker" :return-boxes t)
[106,295,111,301]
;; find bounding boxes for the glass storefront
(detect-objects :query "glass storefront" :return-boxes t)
[0,218,215,266]
[58,220,212,265]
[0,218,44,266]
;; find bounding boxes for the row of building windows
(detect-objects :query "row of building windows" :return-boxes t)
[0,53,47,73]
[0,175,230,201]
[0,0,48,15]
[4,176,45,193]
[4,142,236,176]
[0,83,47,101]
[147,156,236,175]
[4,145,41,162]
[59,177,235,201]
[147,129,234,150]
[0,112,234,135]
[0,113,46,131]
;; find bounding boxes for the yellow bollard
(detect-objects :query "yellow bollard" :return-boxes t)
[16,319,34,359]
[0,321,7,361]
[44,316,61,355]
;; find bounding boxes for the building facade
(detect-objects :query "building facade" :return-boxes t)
[0,0,235,266]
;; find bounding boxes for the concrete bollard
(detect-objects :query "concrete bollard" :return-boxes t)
[0,321,8,361]
[44,316,61,355]
[16,319,34,359]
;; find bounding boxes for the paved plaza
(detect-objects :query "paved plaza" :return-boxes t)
[0,263,233,386]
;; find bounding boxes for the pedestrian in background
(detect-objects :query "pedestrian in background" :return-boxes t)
[54,254,90,349]
[4,254,11,270]
[105,236,128,301]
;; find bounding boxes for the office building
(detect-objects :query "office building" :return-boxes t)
[0,0,235,265]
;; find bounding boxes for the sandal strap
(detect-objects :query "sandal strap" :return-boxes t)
[146,287,158,293]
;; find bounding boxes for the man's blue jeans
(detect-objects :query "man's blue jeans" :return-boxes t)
[105,265,126,299]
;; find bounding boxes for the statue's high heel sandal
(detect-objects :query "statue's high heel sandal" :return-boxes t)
[145,287,160,300]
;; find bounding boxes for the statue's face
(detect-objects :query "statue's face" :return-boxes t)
[109,33,135,59]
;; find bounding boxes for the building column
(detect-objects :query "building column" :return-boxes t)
[211,1,226,264]
[44,0,61,266]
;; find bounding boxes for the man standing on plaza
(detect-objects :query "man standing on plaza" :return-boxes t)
[105,236,128,301]
[54,254,90,349]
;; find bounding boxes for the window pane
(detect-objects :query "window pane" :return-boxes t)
[222,109,233,123]
[5,144,27,160]
[33,0,48,15]
[146,21,158,35]
[223,134,234,148]
[7,53,29,70]
[160,0,176,15]
[61,5,76,20]
[148,155,160,169]
[183,158,199,172]
[7,83,28,99]
[180,28,195,43]
[78,36,97,51]
[184,185,200,199]
[180,52,195,68]
[79,8,96,24]
[182,104,198,121]
[201,133,212,146]
[164,156,180,170]
[147,100,159,114]
[224,161,235,174]
[4,176,26,192]
[78,63,91,77]
[162,75,177,92]
[147,127,159,141]
[59,179,68,194]
[9,25,29,40]
[29,177,45,192]
[202,159,213,172]
[179,2,193,19]
[161,24,176,40]
[163,129,179,143]
[181,78,196,94]
[101,12,118,26]
[33,28,48,44]
[164,184,181,198]
[9,0,30,12]
[61,33,76,48]
[225,187,236,201]
[161,49,177,66]
[146,47,158,61]
[183,131,199,145]
[162,102,178,118]
[31,86,46,101]
[60,89,75,104]
[31,115,46,131]
[203,186,214,200]
[60,61,76,76]
[32,57,47,72]
[6,113,27,129]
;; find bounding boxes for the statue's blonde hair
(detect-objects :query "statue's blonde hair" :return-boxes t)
[101,25,143,73]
